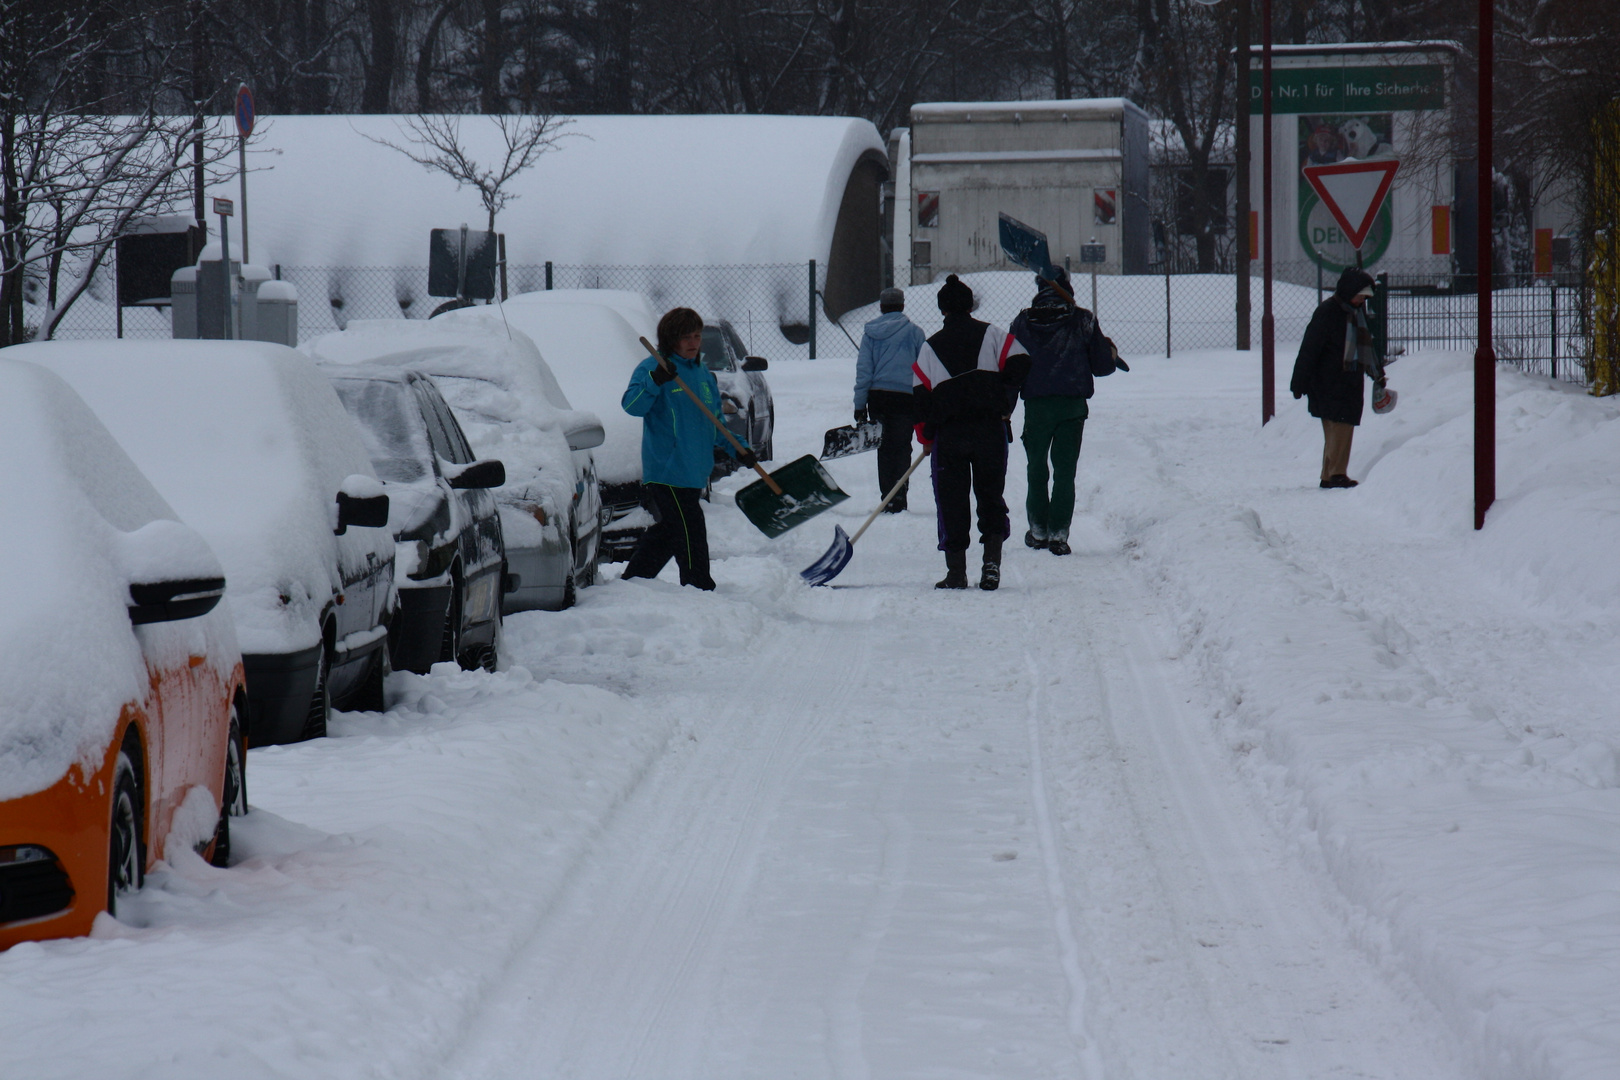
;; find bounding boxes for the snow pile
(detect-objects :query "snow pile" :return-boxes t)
[16,341,392,655]
[305,314,589,552]
[483,293,659,484]
[0,360,227,801]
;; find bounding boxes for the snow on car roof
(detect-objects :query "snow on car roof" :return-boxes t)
[0,360,229,801]
[305,316,583,523]
[456,299,655,485]
[15,340,390,656]
[194,113,885,268]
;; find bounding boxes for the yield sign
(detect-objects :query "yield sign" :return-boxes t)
[1301,158,1400,250]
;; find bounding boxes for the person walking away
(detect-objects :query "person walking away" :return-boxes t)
[1290,267,1377,488]
[621,307,757,590]
[913,274,1031,591]
[854,287,927,512]
[1009,268,1119,556]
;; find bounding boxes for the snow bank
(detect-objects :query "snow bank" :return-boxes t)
[0,360,229,801]
[306,315,589,551]
[15,341,392,655]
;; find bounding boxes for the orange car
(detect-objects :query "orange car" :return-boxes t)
[0,360,246,949]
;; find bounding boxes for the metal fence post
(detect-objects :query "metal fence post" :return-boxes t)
[1372,272,1389,360]
[545,261,552,290]
[1550,280,1558,380]
[809,259,818,359]
[1164,267,1171,358]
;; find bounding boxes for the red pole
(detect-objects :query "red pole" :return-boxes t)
[1475,0,1495,529]
[1261,0,1275,424]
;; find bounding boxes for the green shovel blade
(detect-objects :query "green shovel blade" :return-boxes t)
[734,454,849,538]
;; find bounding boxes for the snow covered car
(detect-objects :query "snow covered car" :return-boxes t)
[18,341,396,747]
[700,318,775,473]
[324,368,508,673]
[0,360,246,948]
[306,315,604,613]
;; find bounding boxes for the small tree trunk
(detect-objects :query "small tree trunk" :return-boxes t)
[362,0,398,112]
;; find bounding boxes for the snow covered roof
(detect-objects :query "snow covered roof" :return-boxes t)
[910,99,1149,123]
[203,114,887,270]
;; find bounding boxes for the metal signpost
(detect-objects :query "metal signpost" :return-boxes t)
[234,84,254,264]
[214,196,235,339]
[1476,0,1495,529]
[1080,239,1106,315]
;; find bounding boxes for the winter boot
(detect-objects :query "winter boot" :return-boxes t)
[935,550,969,590]
[979,537,1002,591]
[1046,529,1071,557]
[1024,528,1048,550]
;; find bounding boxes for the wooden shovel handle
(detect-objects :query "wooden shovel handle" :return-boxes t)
[848,445,930,547]
[639,336,782,495]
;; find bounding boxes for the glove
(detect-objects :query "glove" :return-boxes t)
[1293,390,1303,399]
[651,362,677,386]
[736,448,759,469]
[1114,357,1130,372]
[854,408,868,425]
[913,421,935,447]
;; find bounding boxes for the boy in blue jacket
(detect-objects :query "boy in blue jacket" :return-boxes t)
[621,307,756,590]
[854,287,927,511]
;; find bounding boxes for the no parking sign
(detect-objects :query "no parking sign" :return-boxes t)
[235,84,255,138]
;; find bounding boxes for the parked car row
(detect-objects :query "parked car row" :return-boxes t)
[0,287,774,949]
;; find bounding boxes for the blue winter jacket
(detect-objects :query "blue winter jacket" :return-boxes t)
[854,311,926,409]
[622,352,745,489]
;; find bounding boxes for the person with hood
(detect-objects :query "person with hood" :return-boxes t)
[621,307,756,590]
[912,274,1031,591]
[1290,267,1378,488]
[854,287,927,512]
[1009,268,1120,556]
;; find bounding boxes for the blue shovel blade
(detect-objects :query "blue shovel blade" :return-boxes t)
[800,525,853,586]
[998,212,1055,278]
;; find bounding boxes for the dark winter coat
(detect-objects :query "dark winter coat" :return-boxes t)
[1290,268,1376,426]
[911,313,1031,429]
[1010,291,1117,400]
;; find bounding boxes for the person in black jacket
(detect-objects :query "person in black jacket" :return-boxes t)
[1009,269,1119,556]
[1290,267,1377,488]
[912,274,1031,591]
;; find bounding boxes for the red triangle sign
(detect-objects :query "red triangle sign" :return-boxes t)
[1301,158,1401,250]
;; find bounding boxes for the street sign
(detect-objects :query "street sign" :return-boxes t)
[1080,243,1106,265]
[234,85,255,138]
[1301,158,1400,251]
[213,197,234,217]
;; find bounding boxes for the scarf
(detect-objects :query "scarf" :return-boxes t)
[1341,302,1380,377]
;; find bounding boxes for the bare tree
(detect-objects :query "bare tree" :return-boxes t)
[364,111,571,233]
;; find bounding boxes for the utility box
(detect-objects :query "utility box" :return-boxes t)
[904,98,1151,282]
[195,253,240,339]
[238,264,272,341]
[253,279,299,347]
[170,266,198,339]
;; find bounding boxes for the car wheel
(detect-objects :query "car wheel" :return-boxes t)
[107,749,143,917]
[354,641,390,713]
[300,642,331,741]
[439,573,463,667]
[210,704,246,869]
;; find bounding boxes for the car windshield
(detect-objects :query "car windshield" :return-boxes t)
[699,328,733,372]
[330,378,430,483]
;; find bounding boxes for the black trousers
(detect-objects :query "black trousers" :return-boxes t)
[930,417,1010,553]
[622,484,715,590]
[866,389,915,507]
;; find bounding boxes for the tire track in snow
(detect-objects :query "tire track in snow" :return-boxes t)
[440,591,873,1080]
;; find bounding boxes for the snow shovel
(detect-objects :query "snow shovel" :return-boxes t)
[821,420,884,459]
[637,337,848,538]
[801,445,931,586]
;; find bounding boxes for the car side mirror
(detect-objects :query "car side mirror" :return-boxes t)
[566,421,605,451]
[128,577,226,624]
[447,458,506,490]
[742,356,769,372]
[335,474,390,534]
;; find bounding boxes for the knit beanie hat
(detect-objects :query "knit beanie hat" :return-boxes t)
[937,274,973,315]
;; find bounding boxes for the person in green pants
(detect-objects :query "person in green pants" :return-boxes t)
[1009,269,1121,556]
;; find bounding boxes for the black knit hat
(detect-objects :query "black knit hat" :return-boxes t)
[937,274,973,315]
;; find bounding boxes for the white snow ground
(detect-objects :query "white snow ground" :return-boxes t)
[3,342,1617,1080]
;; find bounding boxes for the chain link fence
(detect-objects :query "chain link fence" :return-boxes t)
[35,257,1599,388]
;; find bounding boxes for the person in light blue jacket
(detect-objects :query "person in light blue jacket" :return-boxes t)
[621,307,755,590]
[853,288,926,511]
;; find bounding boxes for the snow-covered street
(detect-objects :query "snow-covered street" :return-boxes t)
[5,344,1617,1079]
